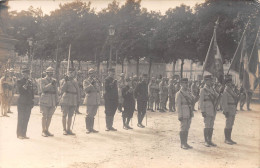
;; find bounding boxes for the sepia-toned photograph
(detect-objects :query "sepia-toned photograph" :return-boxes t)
[0,0,259,167]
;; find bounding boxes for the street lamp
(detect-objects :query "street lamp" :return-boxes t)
[27,37,33,77]
[108,25,115,69]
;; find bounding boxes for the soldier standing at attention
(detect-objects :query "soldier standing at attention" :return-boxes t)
[176,78,194,149]
[199,75,219,147]
[191,80,200,111]
[39,67,58,137]
[168,79,176,112]
[148,77,157,112]
[75,70,84,114]
[122,78,135,130]
[0,70,13,117]
[7,68,16,114]
[83,69,100,134]
[16,67,34,139]
[59,68,80,135]
[104,68,118,131]
[221,75,239,145]
[159,77,168,112]
[134,74,148,128]
[117,73,125,113]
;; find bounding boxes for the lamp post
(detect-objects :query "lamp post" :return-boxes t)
[27,37,33,77]
[148,28,156,80]
[108,25,115,70]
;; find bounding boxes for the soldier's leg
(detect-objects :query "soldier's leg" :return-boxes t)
[22,106,32,138]
[240,94,246,110]
[180,119,188,149]
[246,92,253,110]
[91,106,98,133]
[159,94,164,112]
[208,117,217,147]
[225,115,234,145]
[203,117,211,147]
[41,106,48,137]
[86,105,93,133]
[67,106,76,135]
[229,115,236,144]
[17,105,24,138]
[140,101,147,127]
[172,95,176,111]
[164,95,168,110]
[137,100,143,127]
[185,118,192,148]
[46,106,55,136]
[169,96,173,112]
[61,106,69,135]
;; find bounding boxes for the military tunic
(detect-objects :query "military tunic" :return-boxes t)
[122,85,135,118]
[159,81,168,109]
[168,83,176,111]
[134,81,148,124]
[148,81,157,110]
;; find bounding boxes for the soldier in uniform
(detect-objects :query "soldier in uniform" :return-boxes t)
[16,67,34,139]
[155,78,160,111]
[245,89,253,111]
[0,70,14,117]
[117,73,125,113]
[7,68,16,114]
[83,68,100,134]
[134,74,148,128]
[199,75,219,147]
[148,77,157,112]
[122,78,135,130]
[59,68,80,135]
[75,70,84,114]
[39,67,58,137]
[191,80,200,111]
[239,85,246,111]
[221,75,239,145]
[104,68,118,131]
[176,78,194,149]
[168,79,176,112]
[159,77,168,112]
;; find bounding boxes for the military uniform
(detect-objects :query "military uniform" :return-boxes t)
[122,80,135,129]
[191,81,199,111]
[16,67,34,139]
[104,69,118,131]
[222,76,239,145]
[134,74,148,128]
[59,69,80,135]
[83,69,101,133]
[0,73,14,116]
[176,78,194,149]
[148,78,157,111]
[117,74,126,112]
[159,78,168,112]
[199,75,218,147]
[39,67,58,137]
[75,71,84,114]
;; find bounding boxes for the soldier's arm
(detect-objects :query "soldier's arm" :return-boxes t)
[134,83,139,98]
[59,79,68,95]
[83,79,93,93]
[221,92,228,113]
[199,89,205,113]
[41,79,53,93]
[17,80,27,95]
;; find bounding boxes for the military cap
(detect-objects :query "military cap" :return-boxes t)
[180,78,188,83]
[88,68,95,74]
[108,68,115,72]
[46,66,54,73]
[21,67,30,73]
[225,74,232,83]
[203,75,212,81]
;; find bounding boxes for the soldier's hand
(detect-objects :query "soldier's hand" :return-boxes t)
[202,112,206,118]
[178,117,183,121]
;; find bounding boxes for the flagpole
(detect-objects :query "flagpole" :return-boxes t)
[67,44,71,74]
[227,19,250,74]
[249,26,259,61]
[202,18,219,77]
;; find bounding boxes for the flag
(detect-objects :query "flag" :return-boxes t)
[228,20,250,74]
[247,29,259,91]
[203,22,224,84]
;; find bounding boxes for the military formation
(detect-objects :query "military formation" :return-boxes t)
[0,66,255,150]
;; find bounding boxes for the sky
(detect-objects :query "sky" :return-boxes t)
[8,0,205,15]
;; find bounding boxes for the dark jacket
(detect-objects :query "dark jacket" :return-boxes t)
[104,76,118,102]
[17,78,34,106]
[134,81,148,101]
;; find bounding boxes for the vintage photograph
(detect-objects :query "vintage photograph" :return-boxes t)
[0,0,259,168]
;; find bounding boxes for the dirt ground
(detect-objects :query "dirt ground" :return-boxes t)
[0,102,259,168]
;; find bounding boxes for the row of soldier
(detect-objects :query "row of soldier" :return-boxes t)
[0,66,253,150]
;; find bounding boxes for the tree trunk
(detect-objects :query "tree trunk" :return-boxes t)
[148,56,152,80]
[172,59,176,77]
[180,59,184,78]
[136,56,139,77]
[55,60,61,86]
[70,60,74,69]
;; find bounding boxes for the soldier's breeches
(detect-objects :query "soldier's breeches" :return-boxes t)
[61,105,76,118]
[180,118,191,131]
[86,105,98,119]
[204,116,215,128]
[137,100,147,124]
[225,115,235,129]
[169,96,175,110]
[17,105,32,137]
[41,106,55,120]
[105,100,118,116]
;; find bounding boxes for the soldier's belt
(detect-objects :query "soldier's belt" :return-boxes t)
[65,91,77,94]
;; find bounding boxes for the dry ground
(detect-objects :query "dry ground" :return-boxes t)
[0,103,259,168]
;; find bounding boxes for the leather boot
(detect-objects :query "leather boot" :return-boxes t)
[86,117,91,134]
[185,131,192,149]
[204,128,210,147]
[224,128,233,145]
[180,131,188,149]
[123,117,128,130]
[91,118,98,133]
[126,118,133,129]
[208,128,217,147]
[229,128,237,144]
[105,116,110,131]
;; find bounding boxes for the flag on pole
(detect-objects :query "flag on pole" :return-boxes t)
[202,19,224,84]
[246,28,259,91]
[228,20,250,74]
